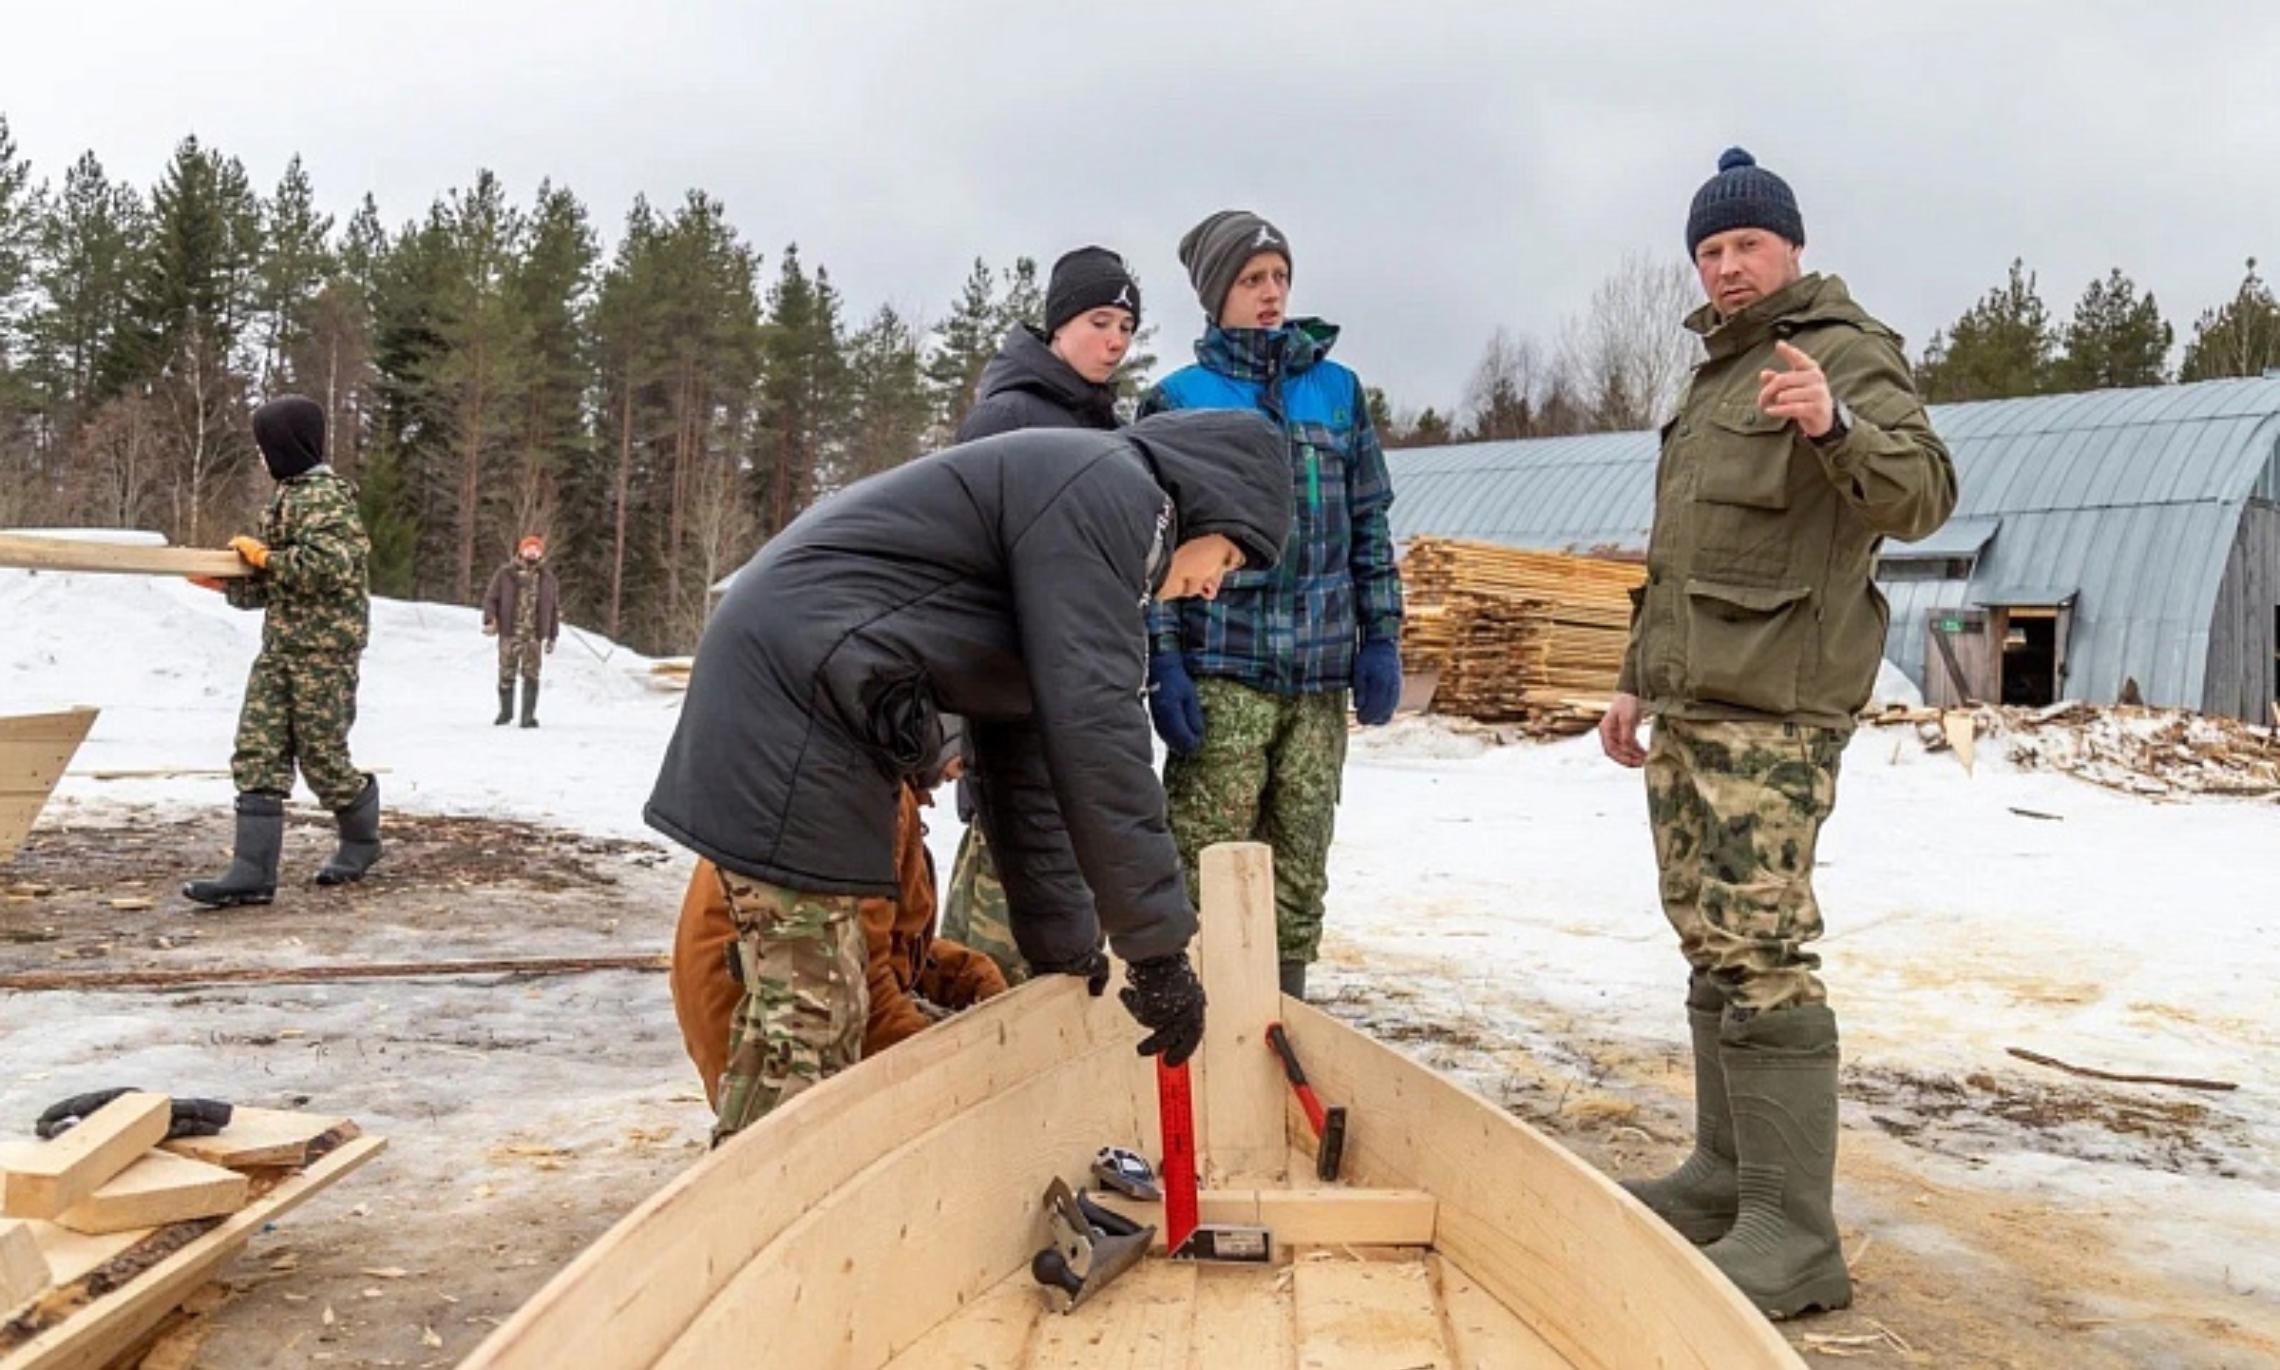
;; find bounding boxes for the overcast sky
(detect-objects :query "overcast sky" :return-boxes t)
[7,2,2279,411]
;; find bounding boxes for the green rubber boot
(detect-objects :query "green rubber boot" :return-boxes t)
[1702,1004,1851,1319]
[1621,974,1736,1244]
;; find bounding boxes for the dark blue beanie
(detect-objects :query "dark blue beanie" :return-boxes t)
[1685,147,1805,255]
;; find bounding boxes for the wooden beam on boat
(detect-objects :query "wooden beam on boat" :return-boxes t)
[1091,1187,1438,1251]
[1294,1254,1454,1368]
[0,535,250,580]
[1194,842,1285,1187]
[1,708,98,867]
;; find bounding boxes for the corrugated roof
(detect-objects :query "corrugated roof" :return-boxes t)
[1386,376,2280,710]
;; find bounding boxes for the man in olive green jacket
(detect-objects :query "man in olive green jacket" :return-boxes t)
[1600,148,1956,1320]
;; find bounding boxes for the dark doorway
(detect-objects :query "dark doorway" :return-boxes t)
[2001,613,2058,706]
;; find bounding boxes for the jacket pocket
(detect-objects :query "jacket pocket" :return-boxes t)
[1682,578,1813,715]
[1694,406,1797,577]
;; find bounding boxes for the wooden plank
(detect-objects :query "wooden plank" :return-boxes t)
[0,1094,171,1221]
[1194,842,1284,1187]
[1023,1258,1195,1369]
[1190,1262,1293,1368]
[1093,1188,1436,1251]
[1295,1255,1453,1369]
[23,1225,141,1290]
[649,1021,1154,1370]
[0,1221,49,1317]
[0,1134,383,1370]
[52,1154,246,1237]
[879,1273,1040,1369]
[1434,1255,1573,1369]
[1280,1002,1802,1369]
[462,977,1154,1370]
[0,535,249,579]
[160,1109,352,1170]
[0,709,97,866]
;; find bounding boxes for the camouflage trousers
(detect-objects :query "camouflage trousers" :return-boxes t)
[498,636,544,687]
[712,870,868,1144]
[231,651,366,810]
[1164,678,1347,965]
[1644,718,1845,1014]
[939,825,1026,985]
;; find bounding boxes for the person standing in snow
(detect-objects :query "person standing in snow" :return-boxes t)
[183,396,380,907]
[938,245,1144,985]
[645,409,1291,1142]
[1141,211,1405,1003]
[482,535,561,728]
[1599,148,1955,1318]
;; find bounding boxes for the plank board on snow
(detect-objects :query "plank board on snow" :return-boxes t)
[0,535,249,580]
[52,1153,247,1236]
[0,1220,49,1316]
[159,1109,354,1170]
[0,1094,171,1221]
[1,708,97,866]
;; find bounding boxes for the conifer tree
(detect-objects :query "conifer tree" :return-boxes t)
[2054,269,2170,391]
[842,304,931,484]
[2179,258,2280,381]
[254,155,334,388]
[1915,259,2054,402]
[926,257,999,438]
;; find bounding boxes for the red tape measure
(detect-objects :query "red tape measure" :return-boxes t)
[1156,1058,1199,1253]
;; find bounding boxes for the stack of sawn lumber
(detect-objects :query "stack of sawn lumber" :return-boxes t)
[1400,538,1646,734]
[1,1092,383,1368]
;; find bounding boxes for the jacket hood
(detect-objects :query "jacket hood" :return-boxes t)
[1124,409,1292,572]
[252,395,327,482]
[1689,273,1883,359]
[976,326,1119,425]
[1195,317,1339,384]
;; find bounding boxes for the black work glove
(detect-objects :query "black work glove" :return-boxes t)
[1032,948,1111,997]
[35,1088,233,1140]
[1119,952,1207,1068]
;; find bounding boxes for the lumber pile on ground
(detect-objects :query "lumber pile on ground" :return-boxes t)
[1399,538,1645,734]
[1865,700,2280,797]
[0,1094,382,1368]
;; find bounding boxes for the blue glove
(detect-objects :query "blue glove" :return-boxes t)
[1148,653,1205,756]
[1352,638,1402,726]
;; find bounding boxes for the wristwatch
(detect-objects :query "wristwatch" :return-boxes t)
[1811,398,1854,449]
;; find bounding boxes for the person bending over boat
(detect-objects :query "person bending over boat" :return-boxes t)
[646,409,1292,1142]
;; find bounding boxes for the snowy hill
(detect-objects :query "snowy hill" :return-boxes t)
[1,566,683,838]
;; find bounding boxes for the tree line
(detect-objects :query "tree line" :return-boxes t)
[0,117,1145,654]
[7,115,2277,649]
[1403,253,2280,450]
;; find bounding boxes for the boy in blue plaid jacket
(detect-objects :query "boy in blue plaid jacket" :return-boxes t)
[1142,210,1405,999]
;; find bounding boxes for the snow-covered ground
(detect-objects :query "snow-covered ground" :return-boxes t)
[5,565,2277,1357]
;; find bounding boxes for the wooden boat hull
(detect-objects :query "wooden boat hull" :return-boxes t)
[465,845,1800,1369]
[1,709,97,866]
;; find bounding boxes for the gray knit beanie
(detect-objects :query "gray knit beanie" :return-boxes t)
[1685,148,1805,255]
[1177,210,1291,320]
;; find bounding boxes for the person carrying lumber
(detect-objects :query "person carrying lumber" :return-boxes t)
[669,725,1011,1115]
[481,534,561,728]
[1141,211,1405,1002]
[1599,148,1956,1318]
[646,409,1291,1141]
[939,245,1145,985]
[183,396,381,907]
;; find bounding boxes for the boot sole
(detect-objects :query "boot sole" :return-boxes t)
[313,871,367,887]
[1754,1271,1853,1321]
[182,889,275,908]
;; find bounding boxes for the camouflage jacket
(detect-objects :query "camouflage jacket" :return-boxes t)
[226,467,372,657]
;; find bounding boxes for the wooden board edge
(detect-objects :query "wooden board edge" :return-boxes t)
[0,1136,384,1370]
[0,537,251,580]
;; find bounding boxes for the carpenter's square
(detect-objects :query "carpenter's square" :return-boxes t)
[1155,1058,1272,1263]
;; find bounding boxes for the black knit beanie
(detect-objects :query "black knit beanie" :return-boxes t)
[252,395,327,482]
[1685,148,1805,255]
[1177,210,1290,320]
[1044,247,1142,337]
